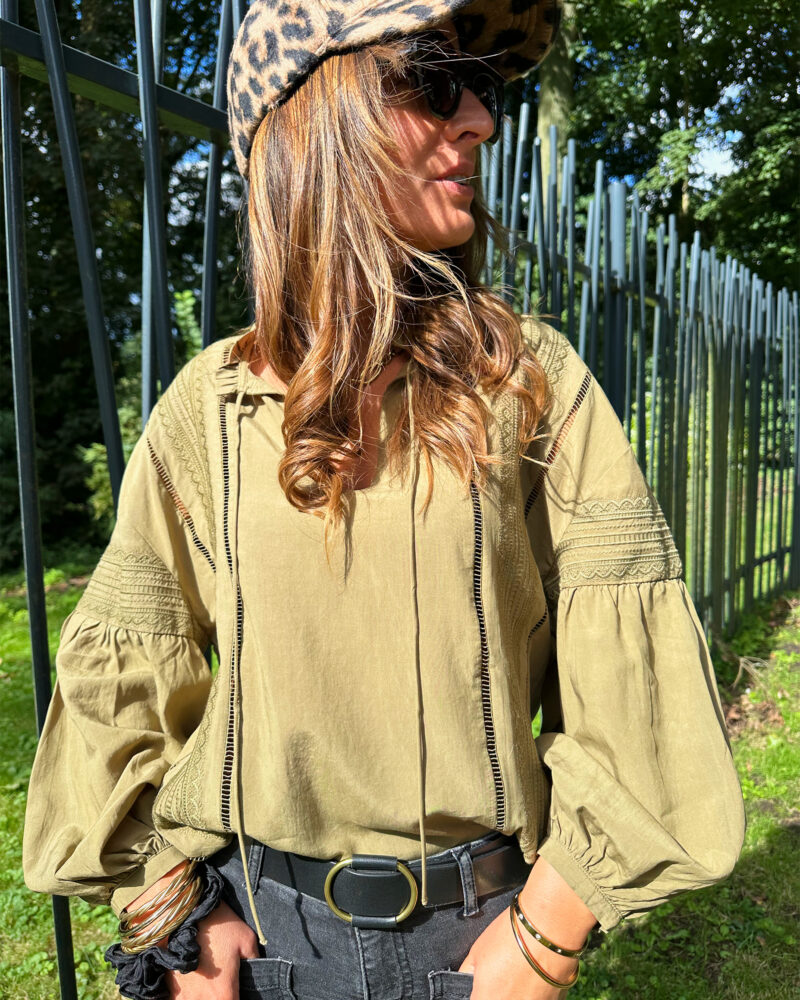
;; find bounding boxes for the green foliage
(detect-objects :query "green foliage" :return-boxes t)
[560,0,799,290]
[0,0,249,571]
[77,291,206,534]
[174,289,203,359]
[77,406,140,533]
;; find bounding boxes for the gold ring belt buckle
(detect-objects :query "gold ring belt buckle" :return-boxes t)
[323,857,419,924]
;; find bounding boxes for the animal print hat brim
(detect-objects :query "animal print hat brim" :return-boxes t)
[227,0,563,179]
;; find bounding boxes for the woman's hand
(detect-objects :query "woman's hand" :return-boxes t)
[165,900,260,998]
[457,903,578,999]
[457,855,596,999]
[125,865,259,999]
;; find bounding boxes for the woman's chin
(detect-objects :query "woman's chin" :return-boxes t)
[417,217,476,252]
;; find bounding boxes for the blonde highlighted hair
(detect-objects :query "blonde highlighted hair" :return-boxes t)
[236,36,549,536]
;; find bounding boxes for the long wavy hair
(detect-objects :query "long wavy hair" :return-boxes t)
[235,35,550,538]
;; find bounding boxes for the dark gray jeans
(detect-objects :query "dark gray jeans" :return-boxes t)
[213,833,525,1000]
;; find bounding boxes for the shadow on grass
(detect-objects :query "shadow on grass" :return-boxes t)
[571,812,800,1000]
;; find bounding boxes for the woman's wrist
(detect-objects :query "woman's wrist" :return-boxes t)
[105,863,225,1000]
[515,855,597,981]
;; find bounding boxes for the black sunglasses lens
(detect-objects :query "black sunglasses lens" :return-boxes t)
[418,64,460,117]
[472,74,503,143]
[411,57,504,142]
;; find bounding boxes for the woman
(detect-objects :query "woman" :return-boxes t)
[23,2,745,999]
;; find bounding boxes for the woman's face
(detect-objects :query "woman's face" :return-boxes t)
[380,21,496,253]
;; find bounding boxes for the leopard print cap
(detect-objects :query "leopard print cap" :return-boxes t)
[227,0,563,178]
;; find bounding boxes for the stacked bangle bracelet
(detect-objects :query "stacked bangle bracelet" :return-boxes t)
[509,890,587,991]
[118,860,202,955]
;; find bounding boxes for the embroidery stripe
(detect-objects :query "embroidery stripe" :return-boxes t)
[146,439,216,573]
[528,610,548,640]
[470,480,506,830]
[218,400,242,833]
[525,372,593,518]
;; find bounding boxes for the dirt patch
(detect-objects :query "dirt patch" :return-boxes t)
[724,695,785,737]
[4,576,90,598]
[779,811,800,836]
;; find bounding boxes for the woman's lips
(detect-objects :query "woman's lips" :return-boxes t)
[436,178,474,196]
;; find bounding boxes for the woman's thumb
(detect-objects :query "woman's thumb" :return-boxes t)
[456,952,475,975]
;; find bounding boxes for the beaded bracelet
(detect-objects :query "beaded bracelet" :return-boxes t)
[509,901,580,991]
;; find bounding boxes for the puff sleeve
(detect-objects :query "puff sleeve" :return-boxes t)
[522,319,746,930]
[23,362,218,916]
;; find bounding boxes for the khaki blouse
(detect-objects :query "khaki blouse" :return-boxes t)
[23,317,745,932]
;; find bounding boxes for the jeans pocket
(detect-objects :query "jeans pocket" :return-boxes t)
[239,957,297,999]
[427,969,474,1000]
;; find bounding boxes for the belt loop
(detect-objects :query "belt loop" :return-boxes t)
[247,838,265,896]
[450,845,479,917]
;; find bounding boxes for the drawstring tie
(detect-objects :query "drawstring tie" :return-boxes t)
[229,384,268,946]
[405,364,429,906]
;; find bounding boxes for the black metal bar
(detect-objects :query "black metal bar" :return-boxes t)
[791,291,800,587]
[32,0,124,505]
[744,278,763,608]
[1,3,78,995]
[505,102,529,303]
[547,124,558,326]
[565,139,576,346]
[201,0,234,349]
[0,18,228,142]
[589,160,602,374]
[623,193,636,437]
[134,0,174,390]
[607,181,626,417]
[141,0,167,423]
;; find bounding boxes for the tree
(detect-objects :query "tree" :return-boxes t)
[556,0,799,288]
[0,0,247,568]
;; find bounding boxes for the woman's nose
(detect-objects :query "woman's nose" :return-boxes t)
[444,86,497,145]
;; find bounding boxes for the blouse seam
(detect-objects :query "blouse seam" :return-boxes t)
[551,570,684,590]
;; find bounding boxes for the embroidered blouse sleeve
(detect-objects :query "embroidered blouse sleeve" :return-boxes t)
[22,360,217,915]
[521,318,745,931]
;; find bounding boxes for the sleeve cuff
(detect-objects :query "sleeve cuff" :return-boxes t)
[110,845,190,916]
[534,835,623,932]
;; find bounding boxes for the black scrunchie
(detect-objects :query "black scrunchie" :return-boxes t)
[105,862,224,1000]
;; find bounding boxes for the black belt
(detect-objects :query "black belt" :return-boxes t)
[247,832,532,929]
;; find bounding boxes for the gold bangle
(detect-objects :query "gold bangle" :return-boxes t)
[118,863,201,953]
[121,868,200,932]
[118,860,198,931]
[121,875,202,948]
[122,886,202,954]
[512,890,588,958]
[120,874,201,943]
[509,904,580,991]
[120,876,204,954]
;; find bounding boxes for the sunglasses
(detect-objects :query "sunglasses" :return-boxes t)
[399,36,505,145]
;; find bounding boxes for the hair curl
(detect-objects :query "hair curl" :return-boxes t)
[236,35,550,542]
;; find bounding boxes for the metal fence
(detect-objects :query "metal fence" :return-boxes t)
[479,121,800,633]
[2,2,799,995]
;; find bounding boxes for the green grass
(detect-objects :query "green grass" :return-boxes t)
[0,564,120,999]
[570,592,800,1000]
[1,572,798,998]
